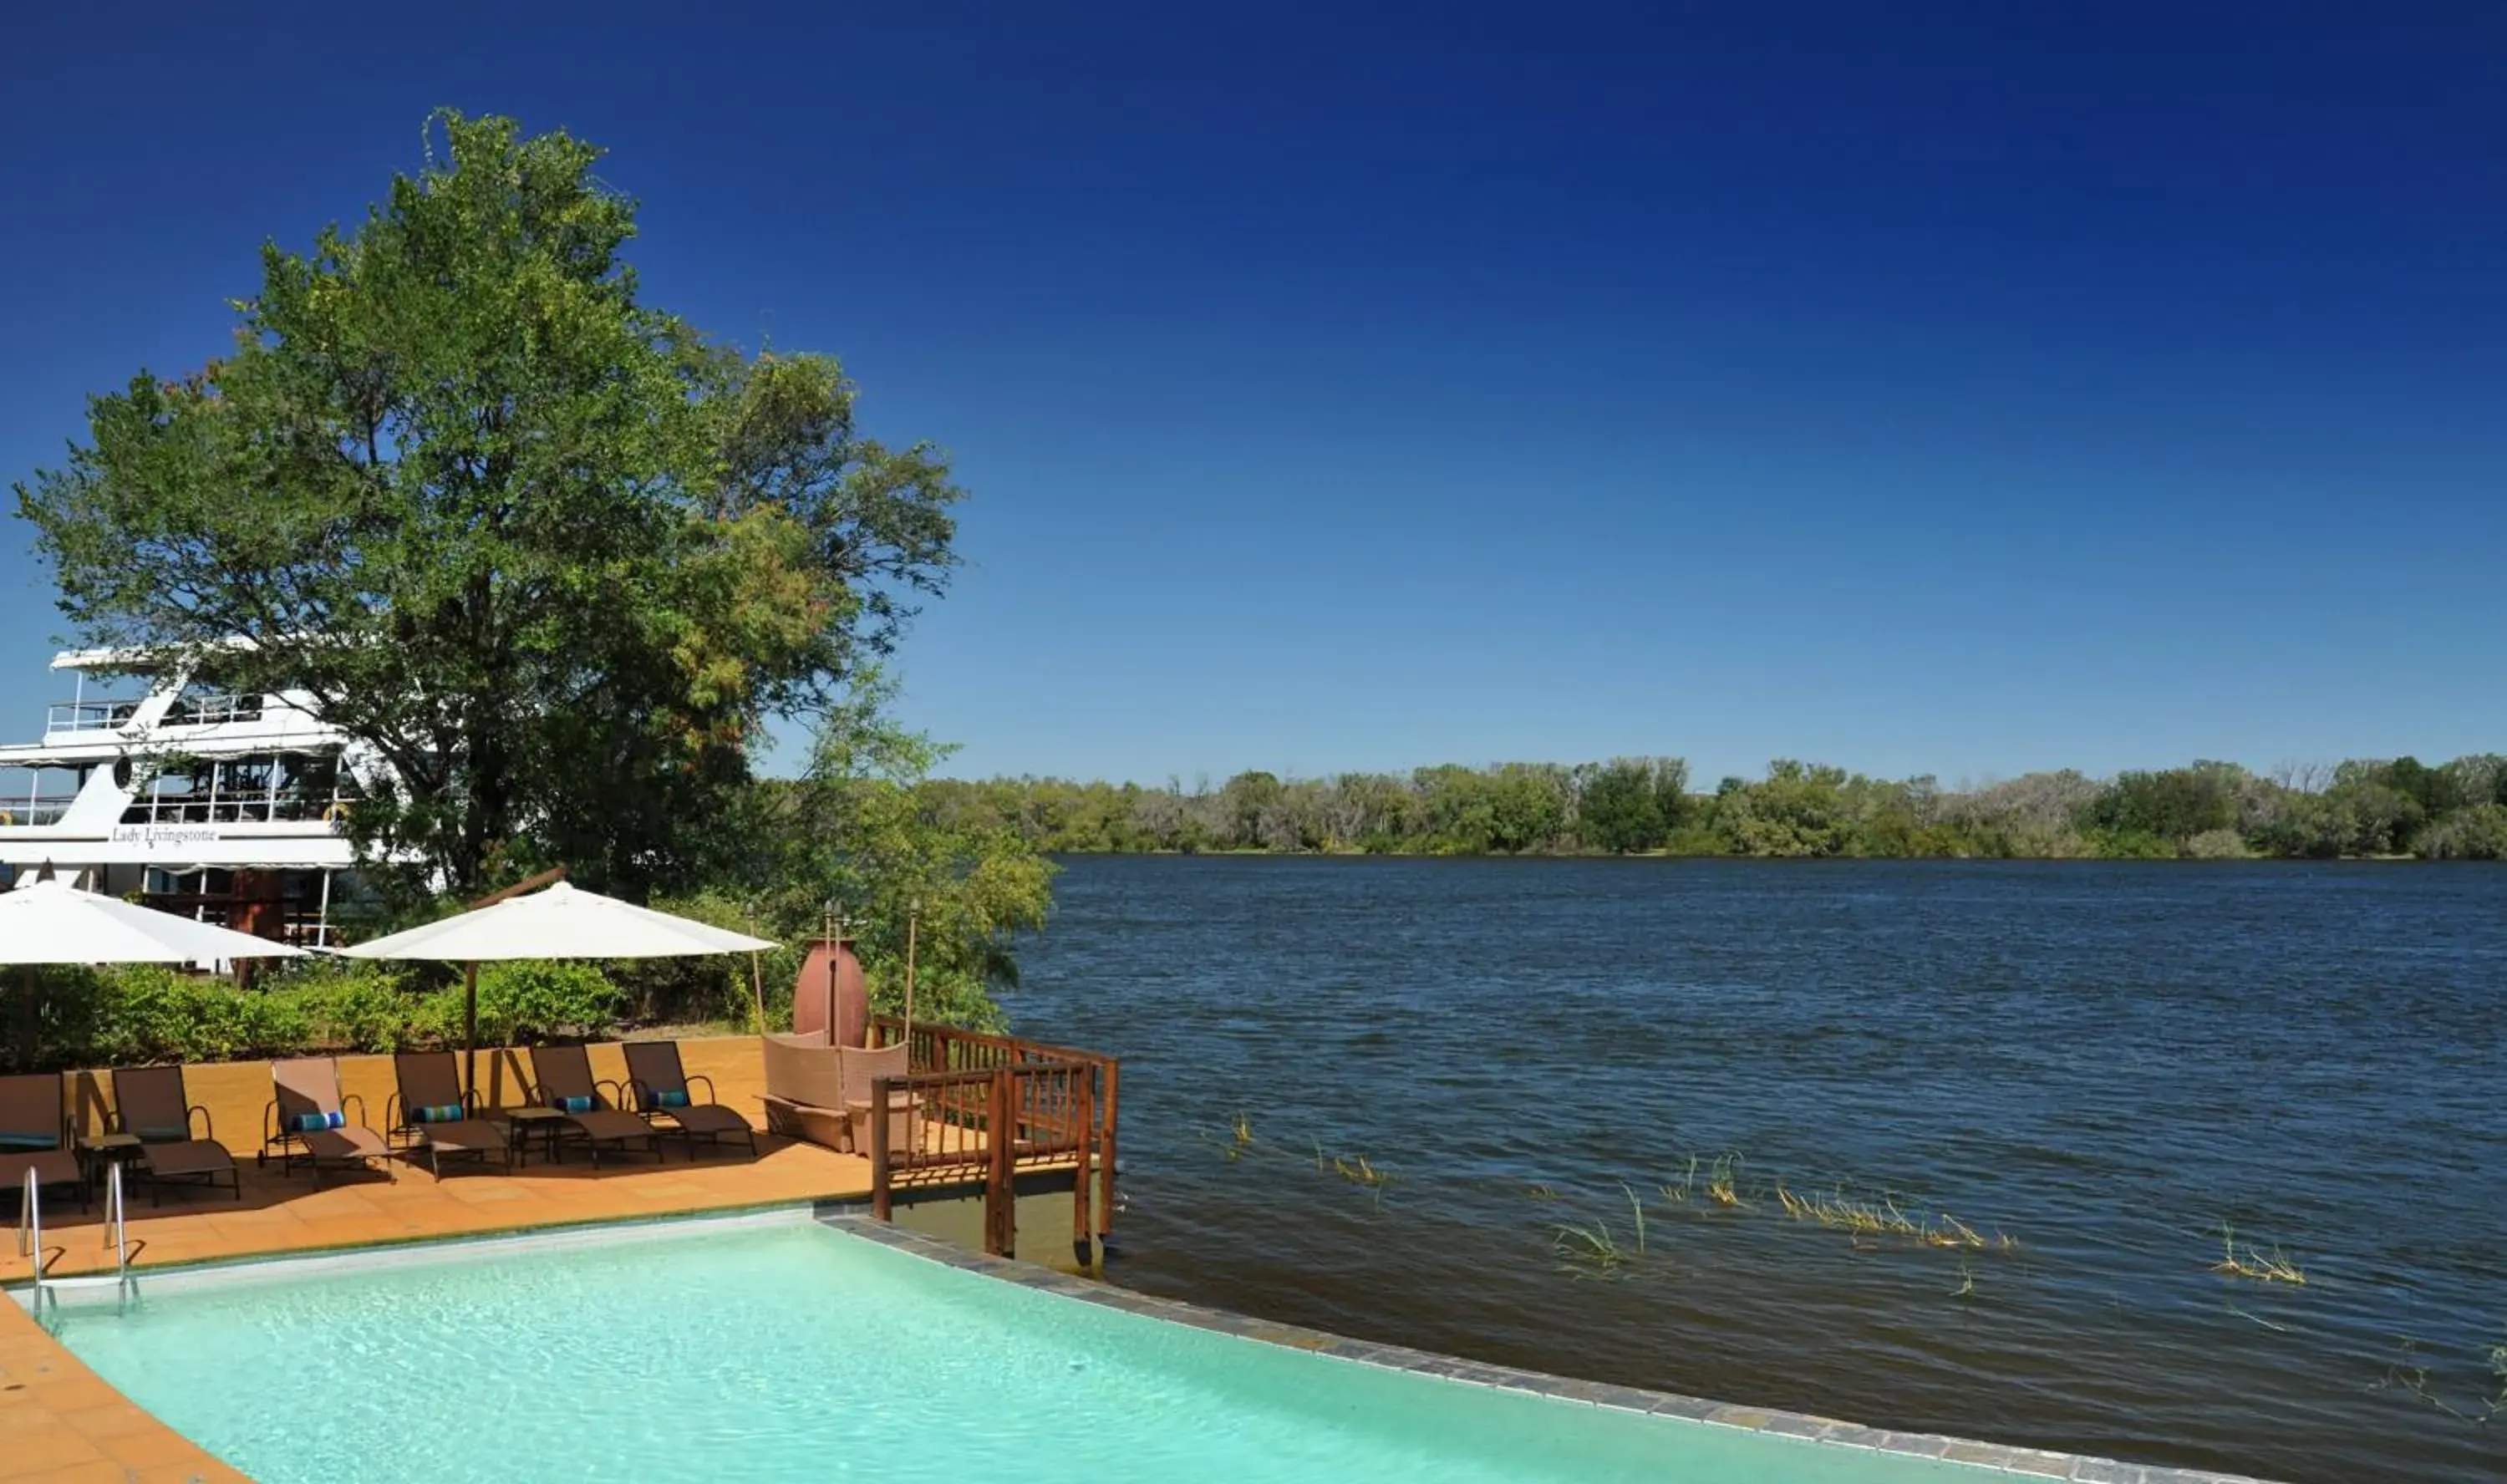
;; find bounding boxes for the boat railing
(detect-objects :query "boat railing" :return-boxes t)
[0,792,79,828]
[43,699,142,736]
[120,791,355,826]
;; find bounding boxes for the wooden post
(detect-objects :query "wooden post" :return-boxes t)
[869,1075,892,1222]
[901,906,918,1046]
[1096,1060,1121,1239]
[1070,1068,1095,1273]
[460,961,479,1101]
[745,903,766,1035]
[984,1068,1015,1258]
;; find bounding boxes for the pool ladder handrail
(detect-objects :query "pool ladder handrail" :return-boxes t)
[19,1163,134,1313]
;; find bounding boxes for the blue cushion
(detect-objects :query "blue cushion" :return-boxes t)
[654,1090,689,1110]
[414,1103,465,1124]
[0,1132,58,1151]
[135,1125,187,1141]
[549,1095,593,1115]
[289,1110,344,1134]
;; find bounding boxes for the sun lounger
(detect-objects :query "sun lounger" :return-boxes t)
[387,1052,513,1178]
[623,1040,758,1161]
[109,1065,240,1204]
[0,1073,84,1213]
[528,1044,661,1166]
[263,1057,394,1185]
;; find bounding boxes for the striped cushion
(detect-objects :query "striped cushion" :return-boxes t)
[414,1103,465,1124]
[549,1095,593,1114]
[289,1110,345,1133]
[0,1132,57,1151]
[654,1090,689,1110]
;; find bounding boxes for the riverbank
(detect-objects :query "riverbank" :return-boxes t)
[923,755,2507,861]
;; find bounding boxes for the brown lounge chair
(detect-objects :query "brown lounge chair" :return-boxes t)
[387,1052,513,1178]
[528,1045,660,1166]
[623,1041,758,1161]
[262,1058,394,1185]
[0,1073,85,1214]
[110,1065,240,1204]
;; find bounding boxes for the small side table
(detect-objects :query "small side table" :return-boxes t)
[500,1107,570,1168]
[78,1132,146,1203]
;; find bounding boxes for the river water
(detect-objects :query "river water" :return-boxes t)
[1009,856,2506,1484]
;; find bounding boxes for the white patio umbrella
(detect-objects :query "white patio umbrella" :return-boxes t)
[0,873,306,1065]
[340,880,775,1088]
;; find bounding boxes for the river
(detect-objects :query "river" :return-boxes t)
[1009,856,2505,1484]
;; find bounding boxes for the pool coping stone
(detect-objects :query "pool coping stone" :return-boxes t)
[821,1212,2283,1484]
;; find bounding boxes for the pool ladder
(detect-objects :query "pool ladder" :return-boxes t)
[18,1163,134,1313]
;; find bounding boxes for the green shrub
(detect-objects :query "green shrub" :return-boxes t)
[258,960,428,1053]
[425,960,622,1047]
[602,892,796,1029]
[38,964,309,1066]
[25,957,638,1070]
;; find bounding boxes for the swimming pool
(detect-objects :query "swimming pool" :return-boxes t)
[44,1215,2016,1482]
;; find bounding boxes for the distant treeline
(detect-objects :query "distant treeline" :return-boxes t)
[920,755,2507,861]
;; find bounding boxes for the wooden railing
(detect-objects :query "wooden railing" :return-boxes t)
[866,1017,1118,1264]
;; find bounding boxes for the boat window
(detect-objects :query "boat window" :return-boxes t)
[120,750,353,826]
[0,765,89,826]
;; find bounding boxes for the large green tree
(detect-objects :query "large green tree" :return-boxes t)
[16,113,960,901]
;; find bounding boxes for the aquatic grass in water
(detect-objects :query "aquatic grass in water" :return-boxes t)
[1552,1218,1627,1278]
[2380,1334,2507,1426]
[1774,1184,2022,1253]
[1659,1151,1747,1211]
[1333,1154,1391,1187]
[2210,1223,2306,1285]
[1706,1153,1747,1208]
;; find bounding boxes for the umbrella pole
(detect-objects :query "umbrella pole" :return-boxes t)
[462,961,479,1102]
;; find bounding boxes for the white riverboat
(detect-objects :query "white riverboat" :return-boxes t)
[0,648,383,946]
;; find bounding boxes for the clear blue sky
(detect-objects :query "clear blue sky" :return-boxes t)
[3,3,2501,788]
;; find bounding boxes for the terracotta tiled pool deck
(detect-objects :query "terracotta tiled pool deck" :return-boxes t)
[4,1136,873,1481]
[32,1134,869,1278]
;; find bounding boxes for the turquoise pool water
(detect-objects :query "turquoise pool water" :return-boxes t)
[46,1220,1995,1482]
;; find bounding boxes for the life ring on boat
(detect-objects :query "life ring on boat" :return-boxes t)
[0,811,12,826]
[322,802,351,824]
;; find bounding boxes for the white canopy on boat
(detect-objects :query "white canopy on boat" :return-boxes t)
[0,875,307,965]
[339,880,775,962]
